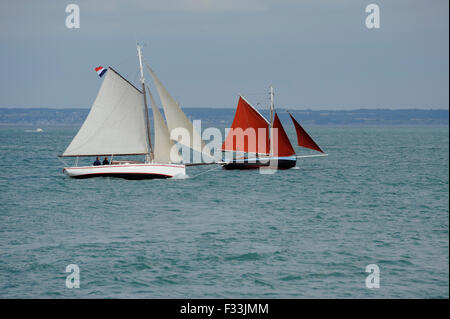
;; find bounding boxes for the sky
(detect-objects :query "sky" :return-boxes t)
[0,0,448,109]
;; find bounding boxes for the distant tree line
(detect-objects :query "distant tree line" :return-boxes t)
[0,108,448,126]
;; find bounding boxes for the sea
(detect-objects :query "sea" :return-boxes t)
[0,124,448,298]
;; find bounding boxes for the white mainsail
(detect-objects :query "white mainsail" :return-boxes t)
[147,87,183,163]
[62,67,149,157]
[146,65,215,162]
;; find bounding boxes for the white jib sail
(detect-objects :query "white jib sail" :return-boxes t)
[147,87,183,163]
[146,65,216,162]
[62,68,149,157]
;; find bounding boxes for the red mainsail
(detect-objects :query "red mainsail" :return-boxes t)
[272,112,295,157]
[221,96,270,154]
[289,113,324,153]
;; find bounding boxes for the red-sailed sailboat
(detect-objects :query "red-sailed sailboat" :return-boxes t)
[220,87,327,170]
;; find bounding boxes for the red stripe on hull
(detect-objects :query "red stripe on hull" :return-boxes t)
[67,164,184,170]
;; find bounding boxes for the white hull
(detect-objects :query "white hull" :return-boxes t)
[63,163,186,179]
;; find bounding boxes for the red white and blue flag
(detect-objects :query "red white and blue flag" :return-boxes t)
[95,66,107,77]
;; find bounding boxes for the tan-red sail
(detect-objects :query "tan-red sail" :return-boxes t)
[272,112,295,157]
[221,96,270,154]
[289,113,324,153]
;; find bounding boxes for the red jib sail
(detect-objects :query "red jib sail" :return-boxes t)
[221,96,270,154]
[272,112,296,157]
[289,113,324,153]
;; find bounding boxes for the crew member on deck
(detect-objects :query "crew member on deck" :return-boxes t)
[103,157,109,165]
[93,157,101,166]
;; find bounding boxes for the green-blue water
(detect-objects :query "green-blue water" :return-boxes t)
[0,125,448,298]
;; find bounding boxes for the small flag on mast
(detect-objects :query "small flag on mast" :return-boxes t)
[95,66,107,77]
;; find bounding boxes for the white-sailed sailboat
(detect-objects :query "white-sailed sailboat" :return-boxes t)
[60,44,212,179]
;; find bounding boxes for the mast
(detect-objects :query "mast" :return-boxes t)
[137,43,153,162]
[269,86,274,156]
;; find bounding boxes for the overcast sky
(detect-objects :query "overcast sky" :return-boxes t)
[0,0,448,109]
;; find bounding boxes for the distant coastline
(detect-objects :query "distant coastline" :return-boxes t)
[0,107,448,126]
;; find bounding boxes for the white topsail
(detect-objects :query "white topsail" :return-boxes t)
[62,67,149,157]
[146,65,215,162]
[147,87,183,163]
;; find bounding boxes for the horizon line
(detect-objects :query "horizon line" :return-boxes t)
[0,106,449,111]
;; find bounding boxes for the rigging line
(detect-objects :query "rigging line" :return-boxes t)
[241,91,267,95]
[57,156,69,167]
[131,69,140,88]
[116,54,135,67]
[188,164,223,179]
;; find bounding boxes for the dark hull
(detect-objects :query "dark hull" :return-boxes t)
[63,163,185,180]
[71,173,171,180]
[222,157,297,170]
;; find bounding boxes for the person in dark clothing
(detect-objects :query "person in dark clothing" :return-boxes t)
[102,157,109,165]
[93,157,101,166]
